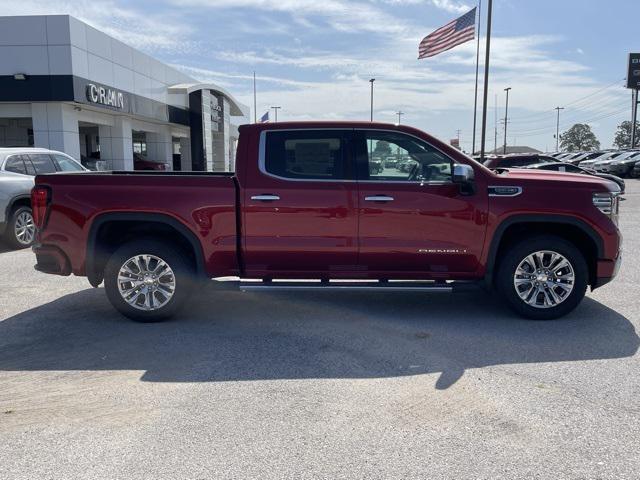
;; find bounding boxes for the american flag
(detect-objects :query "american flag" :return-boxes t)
[259,111,270,123]
[418,7,476,59]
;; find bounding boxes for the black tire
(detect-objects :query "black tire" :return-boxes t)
[3,206,35,249]
[104,239,195,322]
[496,235,588,320]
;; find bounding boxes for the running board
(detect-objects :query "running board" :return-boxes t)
[237,281,474,293]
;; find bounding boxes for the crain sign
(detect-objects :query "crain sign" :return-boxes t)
[86,83,125,109]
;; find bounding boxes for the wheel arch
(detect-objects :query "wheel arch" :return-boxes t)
[485,214,603,288]
[86,212,207,287]
[5,194,31,220]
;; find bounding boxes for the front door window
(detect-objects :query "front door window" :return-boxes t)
[362,131,452,183]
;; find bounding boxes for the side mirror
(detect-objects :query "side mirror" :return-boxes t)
[452,164,475,195]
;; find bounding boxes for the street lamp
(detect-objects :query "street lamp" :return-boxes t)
[555,106,564,151]
[503,87,511,154]
[270,106,281,123]
[369,79,375,122]
[396,111,404,125]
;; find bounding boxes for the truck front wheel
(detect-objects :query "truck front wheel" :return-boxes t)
[496,235,588,320]
[104,239,194,322]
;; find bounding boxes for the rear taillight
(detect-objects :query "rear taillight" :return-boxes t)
[31,186,50,230]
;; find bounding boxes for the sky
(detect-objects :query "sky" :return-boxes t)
[4,0,639,152]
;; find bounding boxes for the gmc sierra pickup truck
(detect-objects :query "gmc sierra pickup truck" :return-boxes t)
[31,122,622,322]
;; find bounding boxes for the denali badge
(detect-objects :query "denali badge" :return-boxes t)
[488,186,523,197]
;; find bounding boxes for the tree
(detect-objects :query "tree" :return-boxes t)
[374,140,392,155]
[559,124,600,152]
[613,120,640,149]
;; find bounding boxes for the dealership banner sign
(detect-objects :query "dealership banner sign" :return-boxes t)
[627,53,640,89]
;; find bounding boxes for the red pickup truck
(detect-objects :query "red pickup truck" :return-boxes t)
[31,122,622,322]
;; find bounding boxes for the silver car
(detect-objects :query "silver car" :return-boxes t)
[0,148,85,249]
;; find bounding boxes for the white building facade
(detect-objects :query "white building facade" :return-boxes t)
[0,15,248,171]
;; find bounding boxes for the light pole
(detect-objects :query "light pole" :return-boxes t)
[270,106,281,123]
[369,78,375,122]
[396,111,404,125]
[479,0,493,161]
[555,106,564,151]
[503,87,511,154]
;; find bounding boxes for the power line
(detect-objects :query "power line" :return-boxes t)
[511,107,629,138]
[505,77,625,124]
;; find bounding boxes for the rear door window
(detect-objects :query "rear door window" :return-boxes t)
[28,154,57,174]
[263,130,351,180]
[4,155,27,175]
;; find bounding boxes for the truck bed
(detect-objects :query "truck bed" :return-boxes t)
[34,171,240,278]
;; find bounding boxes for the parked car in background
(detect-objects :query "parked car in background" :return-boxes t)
[632,160,640,178]
[567,151,605,165]
[483,154,557,169]
[396,158,418,172]
[579,151,623,169]
[604,151,640,177]
[592,151,638,173]
[0,148,85,248]
[133,153,168,171]
[525,161,625,193]
[369,159,384,174]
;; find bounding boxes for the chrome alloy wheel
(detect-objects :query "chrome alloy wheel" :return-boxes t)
[117,254,176,311]
[513,250,575,309]
[14,210,35,245]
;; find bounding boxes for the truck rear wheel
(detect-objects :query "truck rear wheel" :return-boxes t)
[104,239,193,322]
[496,235,588,320]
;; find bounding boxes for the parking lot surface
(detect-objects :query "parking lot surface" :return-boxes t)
[1,182,639,480]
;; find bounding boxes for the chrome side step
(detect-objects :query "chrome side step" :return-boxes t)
[238,281,457,293]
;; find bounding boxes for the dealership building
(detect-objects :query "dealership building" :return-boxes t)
[0,15,249,171]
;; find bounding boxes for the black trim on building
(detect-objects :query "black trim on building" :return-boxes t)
[189,90,205,171]
[0,74,190,127]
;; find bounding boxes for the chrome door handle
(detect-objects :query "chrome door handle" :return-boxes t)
[365,195,394,202]
[251,194,280,201]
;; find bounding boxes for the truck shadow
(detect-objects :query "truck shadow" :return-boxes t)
[0,285,637,389]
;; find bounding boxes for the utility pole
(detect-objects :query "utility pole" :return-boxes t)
[253,71,257,124]
[456,129,462,145]
[494,93,498,153]
[503,86,511,154]
[369,78,376,122]
[479,0,493,161]
[270,106,281,123]
[471,0,483,155]
[632,89,639,149]
[396,111,404,125]
[555,106,564,151]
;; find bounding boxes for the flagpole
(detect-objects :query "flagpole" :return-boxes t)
[253,71,257,124]
[471,1,482,155]
[479,0,493,162]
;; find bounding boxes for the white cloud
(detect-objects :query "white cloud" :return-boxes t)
[378,0,471,14]
[1,0,195,54]
[168,0,415,35]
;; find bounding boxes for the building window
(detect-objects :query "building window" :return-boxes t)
[132,131,147,156]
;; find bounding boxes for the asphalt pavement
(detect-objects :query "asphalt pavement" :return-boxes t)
[0,182,639,479]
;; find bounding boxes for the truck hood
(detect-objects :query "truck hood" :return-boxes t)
[494,168,619,192]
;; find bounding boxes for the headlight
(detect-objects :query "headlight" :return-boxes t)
[593,192,619,218]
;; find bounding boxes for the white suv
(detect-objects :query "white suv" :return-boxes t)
[0,148,85,249]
